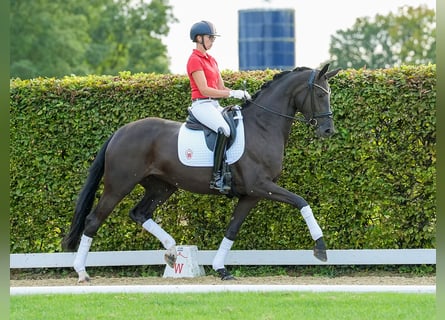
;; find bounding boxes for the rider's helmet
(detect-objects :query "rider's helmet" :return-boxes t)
[190,21,219,42]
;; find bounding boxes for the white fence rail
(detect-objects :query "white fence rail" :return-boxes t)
[10,249,435,269]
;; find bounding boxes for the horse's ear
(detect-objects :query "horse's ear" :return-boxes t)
[325,68,341,79]
[318,63,330,79]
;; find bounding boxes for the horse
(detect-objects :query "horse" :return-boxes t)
[62,64,341,282]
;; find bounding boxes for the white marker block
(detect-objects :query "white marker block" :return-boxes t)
[163,245,205,278]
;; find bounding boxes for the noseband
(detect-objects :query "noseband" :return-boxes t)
[248,69,332,127]
[301,69,333,127]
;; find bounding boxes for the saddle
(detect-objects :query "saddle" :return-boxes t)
[185,105,241,151]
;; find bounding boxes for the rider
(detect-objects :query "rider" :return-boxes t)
[187,20,250,194]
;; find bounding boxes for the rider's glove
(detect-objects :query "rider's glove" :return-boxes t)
[229,90,251,100]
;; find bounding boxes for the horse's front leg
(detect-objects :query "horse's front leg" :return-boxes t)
[255,181,327,262]
[213,196,260,280]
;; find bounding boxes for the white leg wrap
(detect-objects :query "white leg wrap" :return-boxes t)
[300,206,323,240]
[73,234,93,273]
[142,219,176,249]
[212,237,234,271]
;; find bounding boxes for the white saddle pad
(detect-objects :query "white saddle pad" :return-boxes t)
[178,110,245,167]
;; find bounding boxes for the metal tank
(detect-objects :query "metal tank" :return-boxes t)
[238,8,295,70]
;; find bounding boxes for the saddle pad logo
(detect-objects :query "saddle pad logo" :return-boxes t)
[177,113,245,167]
[185,148,193,160]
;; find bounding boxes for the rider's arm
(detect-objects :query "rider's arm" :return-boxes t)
[191,70,230,98]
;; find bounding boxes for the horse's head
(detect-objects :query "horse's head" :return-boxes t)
[245,64,340,138]
[296,64,340,138]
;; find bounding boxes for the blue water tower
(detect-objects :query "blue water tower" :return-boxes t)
[238,9,295,70]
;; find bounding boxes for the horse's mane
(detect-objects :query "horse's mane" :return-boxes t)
[242,67,312,107]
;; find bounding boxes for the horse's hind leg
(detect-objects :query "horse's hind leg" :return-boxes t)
[129,177,178,267]
[128,177,177,225]
[74,188,132,283]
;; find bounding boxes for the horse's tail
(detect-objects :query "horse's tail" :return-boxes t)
[62,134,114,252]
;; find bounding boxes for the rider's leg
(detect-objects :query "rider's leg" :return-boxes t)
[189,100,230,136]
[210,128,230,193]
[189,100,231,193]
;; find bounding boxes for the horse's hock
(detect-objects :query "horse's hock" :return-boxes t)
[163,245,205,278]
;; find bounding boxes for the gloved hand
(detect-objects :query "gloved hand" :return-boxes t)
[229,90,251,100]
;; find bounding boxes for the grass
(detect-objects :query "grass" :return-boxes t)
[10,292,435,320]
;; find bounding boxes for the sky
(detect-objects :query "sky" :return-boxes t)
[163,0,435,74]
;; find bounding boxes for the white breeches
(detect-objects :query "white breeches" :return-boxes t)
[189,99,230,137]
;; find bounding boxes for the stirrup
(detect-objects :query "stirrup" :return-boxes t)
[210,173,231,194]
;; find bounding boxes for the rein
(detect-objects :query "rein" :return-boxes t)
[247,69,332,127]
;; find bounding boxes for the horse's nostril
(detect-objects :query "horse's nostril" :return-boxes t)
[323,127,335,136]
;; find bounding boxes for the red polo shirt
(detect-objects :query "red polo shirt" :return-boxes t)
[187,49,221,100]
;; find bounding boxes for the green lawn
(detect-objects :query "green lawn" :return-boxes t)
[10,291,435,320]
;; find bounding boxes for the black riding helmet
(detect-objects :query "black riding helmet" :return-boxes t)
[190,21,220,42]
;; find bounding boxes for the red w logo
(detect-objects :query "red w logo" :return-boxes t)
[173,263,184,274]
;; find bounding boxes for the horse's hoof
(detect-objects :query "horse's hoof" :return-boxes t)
[216,268,235,281]
[164,247,177,268]
[313,237,328,262]
[77,271,90,283]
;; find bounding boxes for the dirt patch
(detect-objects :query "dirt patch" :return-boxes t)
[11,265,436,287]
[10,274,436,287]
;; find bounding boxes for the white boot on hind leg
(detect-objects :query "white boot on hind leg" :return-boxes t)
[73,234,93,283]
[142,219,177,268]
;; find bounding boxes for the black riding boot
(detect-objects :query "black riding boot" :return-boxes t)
[210,128,231,194]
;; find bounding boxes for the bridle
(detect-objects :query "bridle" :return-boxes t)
[247,69,332,127]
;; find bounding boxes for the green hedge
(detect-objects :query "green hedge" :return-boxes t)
[10,65,436,253]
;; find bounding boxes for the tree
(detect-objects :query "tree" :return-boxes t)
[327,5,436,69]
[10,0,176,78]
[85,0,177,75]
[10,0,91,78]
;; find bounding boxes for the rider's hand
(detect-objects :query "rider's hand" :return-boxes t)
[229,90,251,100]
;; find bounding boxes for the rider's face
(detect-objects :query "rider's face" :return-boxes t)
[200,35,215,50]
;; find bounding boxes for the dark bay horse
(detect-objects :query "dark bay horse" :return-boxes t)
[62,64,340,282]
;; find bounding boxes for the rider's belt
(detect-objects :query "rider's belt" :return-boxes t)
[192,98,217,102]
